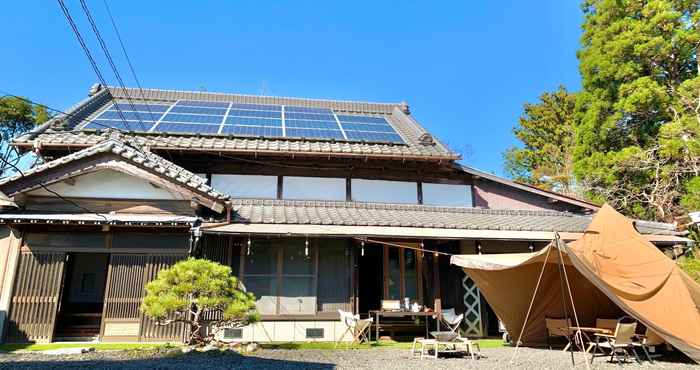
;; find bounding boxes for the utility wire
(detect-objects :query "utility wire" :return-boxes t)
[78,0,148,132]
[57,0,134,132]
[101,0,157,129]
[0,152,108,221]
[1,92,359,172]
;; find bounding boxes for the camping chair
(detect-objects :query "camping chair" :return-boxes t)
[633,328,665,363]
[545,317,573,351]
[440,308,464,335]
[590,317,641,364]
[336,309,373,348]
[595,318,619,333]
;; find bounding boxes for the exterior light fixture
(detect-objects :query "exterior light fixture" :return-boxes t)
[247,236,251,256]
[361,240,365,257]
[529,242,534,252]
[305,237,309,257]
[477,242,482,255]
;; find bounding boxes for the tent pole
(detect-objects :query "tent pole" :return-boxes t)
[555,233,576,366]
[555,233,590,370]
[509,244,552,364]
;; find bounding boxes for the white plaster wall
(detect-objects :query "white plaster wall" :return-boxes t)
[234,321,353,343]
[27,169,186,200]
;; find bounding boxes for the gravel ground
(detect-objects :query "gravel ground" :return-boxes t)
[0,347,697,369]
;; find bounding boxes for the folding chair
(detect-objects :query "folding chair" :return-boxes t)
[633,327,665,363]
[545,317,573,351]
[590,317,641,364]
[336,309,373,348]
[440,308,464,334]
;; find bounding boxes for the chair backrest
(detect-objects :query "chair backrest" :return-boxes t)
[338,309,356,328]
[644,328,665,346]
[381,300,401,311]
[545,317,572,337]
[441,308,463,325]
[596,318,619,332]
[613,322,638,345]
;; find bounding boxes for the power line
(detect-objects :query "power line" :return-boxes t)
[101,0,157,128]
[78,0,148,132]
[56,0,134,132]
[0,151,108,221]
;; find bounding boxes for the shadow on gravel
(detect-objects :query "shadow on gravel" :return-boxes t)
[0,350,336,370]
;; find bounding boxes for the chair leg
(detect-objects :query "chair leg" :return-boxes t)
[335,327,351,348]
[562,342,571,352]
[630,347,641,364]
[641,345,653,363]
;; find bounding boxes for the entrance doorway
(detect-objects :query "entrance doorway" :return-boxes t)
[54,253,110,340]
[357,244,382,315]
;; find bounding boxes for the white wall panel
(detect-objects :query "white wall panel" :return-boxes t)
[351,179,417,204]
[211,174,277,199]
[422,183,472,207]
[283,177,346,201]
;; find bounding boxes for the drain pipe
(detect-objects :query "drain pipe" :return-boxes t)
[188,219,203,256]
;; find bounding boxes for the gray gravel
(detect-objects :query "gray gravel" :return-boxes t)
[0,347,696,369]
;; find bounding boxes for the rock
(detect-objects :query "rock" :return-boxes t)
[198,344,219,352]
[180,345,195,354]
[41,347,95,355]
[245,342,258,352]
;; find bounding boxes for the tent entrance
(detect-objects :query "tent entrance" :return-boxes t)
[54,253,110,341]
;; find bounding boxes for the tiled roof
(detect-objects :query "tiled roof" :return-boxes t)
[0,133,229,202]
[229,199,680,236]
[14,85,459,161]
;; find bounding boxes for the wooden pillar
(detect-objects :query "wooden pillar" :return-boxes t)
[432,248,441,309]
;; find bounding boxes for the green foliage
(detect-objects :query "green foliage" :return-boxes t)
[679,254,700,284]
[572,0,700,221]
[681,177,700,211]
[504,86,579,194]
[0,96,50,176]
[142,258,259,345]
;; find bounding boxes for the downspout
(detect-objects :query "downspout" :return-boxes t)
[188,219,202,256]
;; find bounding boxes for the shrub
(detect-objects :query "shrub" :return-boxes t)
[141,258,259,345]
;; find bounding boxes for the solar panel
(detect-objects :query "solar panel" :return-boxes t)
[341,122,396,133]
[221,125,284,137]
[344,131,404,143]
[225,116,283,127]
[286,128,344,140]
[285,106,333,114]
[228,109,281,119]
[169,106,228,115]
[336,115,388,124]
[110,103,170,112]
[177,100,230,108]
[285,119,341,130]
[85,100,407,144]
[154,122,221,134]
[85,120,155,132]
[230,103,282,111]
[161,113,224,124]
[284,112,335,121]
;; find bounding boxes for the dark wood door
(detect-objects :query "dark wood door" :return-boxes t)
[5,251,66,343]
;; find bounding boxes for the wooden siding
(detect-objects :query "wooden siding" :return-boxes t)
[5,251,65,343]
[139,254,186,341]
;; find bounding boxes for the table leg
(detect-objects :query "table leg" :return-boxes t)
[375,311,379,342]
[425,316,428,338]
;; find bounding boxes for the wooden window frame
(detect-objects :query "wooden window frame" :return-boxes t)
[382,245,421,303]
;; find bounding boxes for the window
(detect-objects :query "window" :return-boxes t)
[242,239,319,315]
[283,176,346,201]
[351,179,417,204]
[383,246,421,303]
[422,183,472,207]
[211,174,277,199]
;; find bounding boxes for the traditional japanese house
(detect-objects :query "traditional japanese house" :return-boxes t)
[0,85,690,343]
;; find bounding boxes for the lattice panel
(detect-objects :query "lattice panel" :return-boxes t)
[461,272,483,337]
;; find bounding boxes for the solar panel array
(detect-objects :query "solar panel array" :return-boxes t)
[83,100,404,144]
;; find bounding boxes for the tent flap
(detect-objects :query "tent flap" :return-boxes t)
[451,204,700,363]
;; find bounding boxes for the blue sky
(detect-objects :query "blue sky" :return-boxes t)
[1,1,583,176]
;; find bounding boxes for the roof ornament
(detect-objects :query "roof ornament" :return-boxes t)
[400,101,410,114]
[418,133,435,146]
[88,83,103,96]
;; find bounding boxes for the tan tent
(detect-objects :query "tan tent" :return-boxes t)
[450,204,700,362]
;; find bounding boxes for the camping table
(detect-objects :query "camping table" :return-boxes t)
[369,310,437,341]
[568,327,613,352]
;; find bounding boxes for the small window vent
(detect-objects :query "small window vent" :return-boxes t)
[223,328,243,339]
[306,328,324,339]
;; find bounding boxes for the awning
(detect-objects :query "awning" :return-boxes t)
[0,213,197,226]
[203,223,691,244]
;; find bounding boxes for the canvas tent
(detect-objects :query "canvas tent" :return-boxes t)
[451,204,700,363]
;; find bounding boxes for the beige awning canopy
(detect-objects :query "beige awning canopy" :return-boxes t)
[203,222,690,244]
[450,204,700,363]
